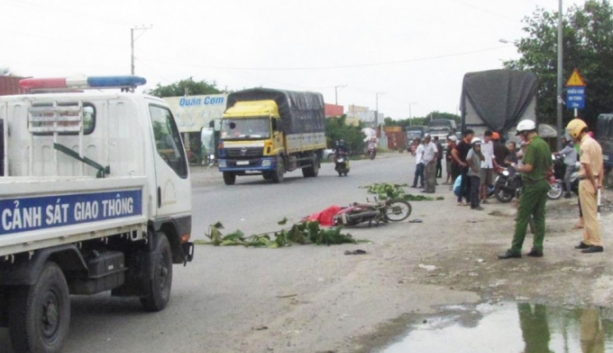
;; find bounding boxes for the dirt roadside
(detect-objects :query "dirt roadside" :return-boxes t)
[236,196,613,353]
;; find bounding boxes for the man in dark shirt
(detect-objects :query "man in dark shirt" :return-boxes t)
[451,129,474,206]
[492,132,508,170]
[434,136,444,179]
[505,141,518,166]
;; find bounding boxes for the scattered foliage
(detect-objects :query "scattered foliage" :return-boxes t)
[361,183,444,201]
[196,220,367,248]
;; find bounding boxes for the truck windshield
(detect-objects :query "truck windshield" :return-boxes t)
[407,132,422,140]
[221,118,270,140]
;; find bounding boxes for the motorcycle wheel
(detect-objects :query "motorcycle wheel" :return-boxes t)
[495,188,514,203]
[384,200,412,222]
[547,181,564,200]
[369,152,375,160]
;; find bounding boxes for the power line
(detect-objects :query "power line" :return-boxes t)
[137,46,509,72]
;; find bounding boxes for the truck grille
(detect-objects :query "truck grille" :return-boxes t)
[225,147,263,158]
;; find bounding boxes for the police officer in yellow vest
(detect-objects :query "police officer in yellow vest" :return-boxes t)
[499,120,552,259]
[567,118,605,253]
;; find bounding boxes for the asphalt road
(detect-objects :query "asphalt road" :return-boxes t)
[4,153,473,353]
[191,153,416,239]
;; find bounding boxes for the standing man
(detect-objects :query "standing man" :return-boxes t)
[498,120,551,259]
[493,132,509,169]
[445,135,458,185]
[504,141,518,166]
[480,130,496,204]
[411,138,425,189]
[422,134,438,193]
[467,138,485,210]
[451,129,474,206]
[554,137,578,199]
[434,136,444,179]
[568,119,604,254]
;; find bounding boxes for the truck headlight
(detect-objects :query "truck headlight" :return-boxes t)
[218,160,227,168]
[262,159,272,167]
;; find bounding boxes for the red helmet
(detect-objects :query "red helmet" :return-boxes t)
[492,132,500,140]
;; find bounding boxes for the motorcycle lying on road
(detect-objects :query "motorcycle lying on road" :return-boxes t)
[333,199,412,227]
[335,151,350,177]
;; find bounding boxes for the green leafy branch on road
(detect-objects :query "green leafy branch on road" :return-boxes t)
[360,183,444,201]
[196,219,368,248]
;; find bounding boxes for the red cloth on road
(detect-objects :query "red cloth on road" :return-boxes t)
[304,205,343,226]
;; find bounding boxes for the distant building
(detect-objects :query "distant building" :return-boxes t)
[346,104,383,128]
[324,103,344,117]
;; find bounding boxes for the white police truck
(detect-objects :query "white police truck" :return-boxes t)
[0,76,194,353]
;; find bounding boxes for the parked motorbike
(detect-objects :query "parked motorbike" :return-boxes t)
[335,151,350,177]
[548,154,579,200]
[333,199,412,227]
[494,167,523,203]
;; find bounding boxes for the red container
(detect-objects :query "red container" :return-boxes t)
[0,76,25,96]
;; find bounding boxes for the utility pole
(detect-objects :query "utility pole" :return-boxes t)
[131,25,153,75]
[375,92,384,133]
[334,85,346,105]
[556,0,564,151]
[408,102,417,126]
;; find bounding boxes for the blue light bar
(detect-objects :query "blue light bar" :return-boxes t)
[87,76,146,88]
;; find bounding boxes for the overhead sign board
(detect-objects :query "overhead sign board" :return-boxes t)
[164,94,227,133]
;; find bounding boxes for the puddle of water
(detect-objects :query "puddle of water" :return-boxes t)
[382,302,613,353]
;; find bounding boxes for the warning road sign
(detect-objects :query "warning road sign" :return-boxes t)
[566,69,586,87]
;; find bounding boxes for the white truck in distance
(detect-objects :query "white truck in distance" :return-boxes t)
[0,76,194,353]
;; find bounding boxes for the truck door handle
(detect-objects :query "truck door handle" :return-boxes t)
[157,187,161,208]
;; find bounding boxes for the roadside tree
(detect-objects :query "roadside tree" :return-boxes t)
[505,0,613,128]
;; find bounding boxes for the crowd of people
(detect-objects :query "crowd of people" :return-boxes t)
[409,118,605,259]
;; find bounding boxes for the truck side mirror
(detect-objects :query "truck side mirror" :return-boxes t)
[272,119,278,131]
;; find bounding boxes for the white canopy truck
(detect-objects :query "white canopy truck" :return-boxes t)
[0,76,194,353]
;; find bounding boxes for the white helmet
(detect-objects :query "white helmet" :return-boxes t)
[471,137,482,145]
[516,120,536,134]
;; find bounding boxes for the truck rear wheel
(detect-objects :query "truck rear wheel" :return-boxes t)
[302,154,320,178]
[9,262,70,353]
[223,172,236,185]
[140,234,173,312]
[271,157,284,183]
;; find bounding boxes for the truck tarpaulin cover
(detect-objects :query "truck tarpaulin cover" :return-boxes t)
[461,70,537,132]
[227,88,325,134]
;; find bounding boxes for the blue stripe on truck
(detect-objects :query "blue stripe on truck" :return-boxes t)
[0,190,143,236]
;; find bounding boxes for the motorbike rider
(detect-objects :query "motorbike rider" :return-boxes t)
[335,139,348,157]
[368,137,377,155]
[498,120,552,259]
[567,118,604,254]
[554,136,578,199]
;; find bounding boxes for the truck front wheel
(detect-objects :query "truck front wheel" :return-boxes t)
[141,234,173,312]
[271,157,285,183]
[9,262,70,353]
[223,172,236,185]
